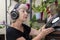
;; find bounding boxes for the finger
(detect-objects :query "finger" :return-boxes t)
[48,27,55,31]
[46,28,55,33]
[41,24,46,29]
[39,24,46,31]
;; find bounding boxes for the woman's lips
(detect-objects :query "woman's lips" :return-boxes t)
[25,16,27,18]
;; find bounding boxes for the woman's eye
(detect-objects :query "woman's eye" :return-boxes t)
[22,10,25,12]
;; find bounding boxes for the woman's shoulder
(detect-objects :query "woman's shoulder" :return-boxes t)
[6,26,13,32]
[22,23,30,28]
[6,26,22,34]
[22,24,31,31]
[6,26,15,32]
[22,24,31,34]
[6,26,23,39]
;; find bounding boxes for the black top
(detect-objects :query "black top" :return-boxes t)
[6,24,31,40]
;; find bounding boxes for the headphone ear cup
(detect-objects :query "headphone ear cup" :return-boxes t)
[10,10,19,20]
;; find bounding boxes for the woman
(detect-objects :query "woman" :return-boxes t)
[6,3,54,40]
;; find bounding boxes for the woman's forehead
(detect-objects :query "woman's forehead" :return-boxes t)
[19,8,27,11]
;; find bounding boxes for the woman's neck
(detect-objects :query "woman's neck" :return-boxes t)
[11,20,24,32]
[11,20,23,28]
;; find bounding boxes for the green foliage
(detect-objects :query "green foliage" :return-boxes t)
[32,5,46,12]
[46,0,55,3]
[0,25,4,28]
[32,0,56,12]
[31,0,56,29]
[58,0,60,4]
[32,14,36,22]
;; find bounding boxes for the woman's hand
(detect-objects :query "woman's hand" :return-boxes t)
[40,25,55,38]
[32,25,55,40]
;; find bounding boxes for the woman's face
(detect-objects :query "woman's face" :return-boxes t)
[18,8,28,22]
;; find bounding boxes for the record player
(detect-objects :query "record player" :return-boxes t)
[45,13,60,40]
[45,13,60,31]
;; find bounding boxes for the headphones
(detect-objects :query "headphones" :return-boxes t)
[10,3,20,20]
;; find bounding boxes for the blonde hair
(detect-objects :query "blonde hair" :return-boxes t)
[17,4,28,10]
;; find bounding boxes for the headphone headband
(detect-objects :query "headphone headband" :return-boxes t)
[14,3,20,9]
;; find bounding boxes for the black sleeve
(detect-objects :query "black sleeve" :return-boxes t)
[25,25,31,34]
[6,27,23,40]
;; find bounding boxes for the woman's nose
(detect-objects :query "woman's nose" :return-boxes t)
[25,11,28,15]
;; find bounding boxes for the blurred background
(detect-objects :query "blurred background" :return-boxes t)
[0,0,60,40]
